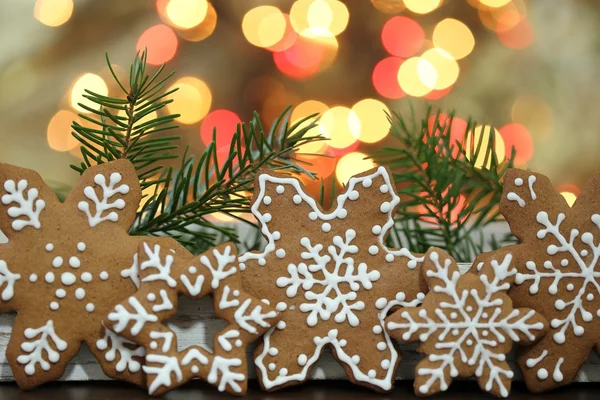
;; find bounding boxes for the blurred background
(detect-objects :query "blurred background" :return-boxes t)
[0,0,593,205]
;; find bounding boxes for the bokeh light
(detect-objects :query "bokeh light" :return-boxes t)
[372,57,405,99]
[381,16,425,58]
[267,14,298,52]
[558,184,579,207]
[297,153,337,179]
[335,152,376,184]
[479,0,511,8]
[292,100,329,153]
[560,191,577,207]
[403,0,441,14]
[511,95,554,138]
[34,0,73,27]
[351,99,391,143]
[117,108,158,127]
[243,6,286,48]
[428,113,468,157]
[273,35,338,79]
[499,123,533,165]
[433,19,475,60]
[70,73,108,113]
[497,17,533,49]
[420,48,459,90]
[136,24,178,65]
[465,125,506,168]
[398,57,436,97]
[176,2,217,42]
[306,0,349,37]
[166,77,212,125]
[371,0,405,14]
[200,109,241,148]
[418,190,466,225]
[319,106,360,149]
[165,0,208,29]
[47,110,79,152]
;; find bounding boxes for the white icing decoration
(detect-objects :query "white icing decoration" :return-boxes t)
[276,249,286,259]
[1,179,45,231]
[69,256,80,268]
[50,302,59,310]
[322,223,331,232]
[86,303,95,312]
[207,356,245,393]
[537,368,548,380]
[200,245,237,289]
[526,350,548,368]
[55,288,66,298]
[17,320,67,375]
[77,172,129,227]
[45,272,55,284]
[553,357,564,382]
[77,242,86,252]
[149,331,174,352]
[514,178,523,186]
[81,272,92,283]
[152,289,173,312]
[75,288,85,300]
[145,354,183,395]
[507,192,526,208]
[275,230,380,327]
[0,260,20,300]
[263,196,272,205]
[515,212,600,344]
[61,272,76,286]
[180,272,205,297]
[52,256,63,268]
[147,293,156,301]
[181,348,209,367]
[45,243,54,252]
[275,302,287,312]
[528,175,537,200]
[96,325,145,373]
[121,253,139,288]
[139,243,177,287]
[277,185,285,194]
[29,274,37,283]
[219,285,240,309]
[387,251,544,397]
[298,354,308,366]
[233,298,277,334]
[217,330,241,352]
[109,296,159,335]
[100,271,109,280]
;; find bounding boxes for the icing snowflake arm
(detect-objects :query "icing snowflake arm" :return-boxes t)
[0,163,58,237]
[0,249,22,311]
[87,324,146,386]
[64,160,141,229]
[6,316,80,389]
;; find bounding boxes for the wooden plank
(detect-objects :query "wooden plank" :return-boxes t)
[0,262,598,382]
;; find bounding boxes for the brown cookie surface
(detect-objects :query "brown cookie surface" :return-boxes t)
[473,169,600,392]
[0,160,146,388]
[386,247,547,397]
[105,238,281,396]
[238,166,426,392]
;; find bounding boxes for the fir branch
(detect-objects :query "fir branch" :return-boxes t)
[370,106,515,262]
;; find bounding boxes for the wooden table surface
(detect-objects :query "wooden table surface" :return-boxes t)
[0,380,597,399]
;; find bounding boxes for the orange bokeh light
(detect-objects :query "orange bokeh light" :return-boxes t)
[497,17,533,49]
[200,109,242,148]
[273,35,337,80]
[136,24,178,65]
[418,190,466,225]
[499,123,533,165]
[381,16,425,58]
[372,57,405,99]
[267,14,298,52]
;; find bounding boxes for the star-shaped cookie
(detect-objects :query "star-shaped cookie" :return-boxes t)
[474,169,600,391]
[106,238,281,396]
[238,166,426,392]
[386,247,547,397]
[0,160,146,388]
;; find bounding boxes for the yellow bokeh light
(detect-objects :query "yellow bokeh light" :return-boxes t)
[480,0,511,8]
[351,99,391,144]
[371,0,406,14]
[47,110,79,152]
[335,152,376,184]
[242,6,286,48]
[34,0,73,27]
[465,125,506,169]
[166,0,208,29]
[176,2,217,42]
[166,77,212,124]
[403,0,441,14]
[433,19,475,60]
[511,95,554,138]
[319,106,360,149]
[70,73,108,113]
[292,100,329,153]
[560,192,577,207]
[398,57,436,97]
[292,0,348,37]
[420,48,459,90]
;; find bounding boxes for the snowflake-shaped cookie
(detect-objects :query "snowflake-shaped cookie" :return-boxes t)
[106,238,280,396]
[386,247,547,397]
[239,166,425,392]
[474,169,600,391]
[0,160,147,388]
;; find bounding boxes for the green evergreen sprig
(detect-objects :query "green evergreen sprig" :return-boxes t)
[370,106,515,262]
[70,51,325,253]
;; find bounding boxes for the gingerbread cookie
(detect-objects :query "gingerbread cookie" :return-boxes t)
[238,166,426,392]
[473,169,600,392]
[386,247,547,397]
[0,160,147,388]
[106,238,280,396]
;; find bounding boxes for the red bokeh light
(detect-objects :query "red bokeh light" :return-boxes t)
[273,36,325,80]
[427,113,468,157]
[424,85,453,100]
[372,57,405,99]
[136,24,178,65]
[200,109,242,148]
[267,14,298,52]
[327,141,359,157]
[497,18,533,49]
[418,190,467,225]
[557,184,580,196]
[381,16,425,58]
[499,123,534,164]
